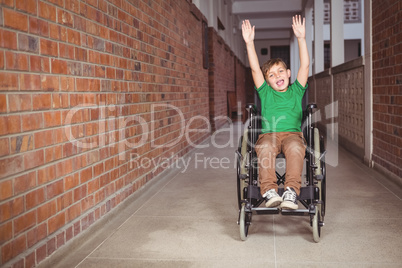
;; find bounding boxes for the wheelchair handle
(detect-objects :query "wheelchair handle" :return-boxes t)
[245,104,258,114]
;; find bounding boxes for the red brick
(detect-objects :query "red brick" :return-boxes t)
[88,177,99,194]
[5,51,29,71]
[0,115,21,135]
[38,1,57,22]
[0,179,12,201]
[29,17,50,37]
[64,173,79,190]
[81,196,94,212]
[36,243,47,264]
[40,75,59,91]
[0,196,24,223]
[26,187,46,210]
[49,23,67,41]
[34,129,54,148]
[16,0,37,15]
[48,212,65,234]
[0,155,24,179]
[0,221,12,244]
[0,51,4,70]
[32,93,52,110]
[0,137,10,158]
[55,158,73,177]
[56,232,65,248]
[21,112,43,132]
[20,73,41,91]
[0,94,6,113]
[8,94,32,112]
[1,234,27,263]
[0,73,18,91]
[26,251,36,268]
[10,134,33,154]
[66,202,81,222]
[76,78,100,92]
[65,0,80,13]
[57,9,74,27]
[51,93,69,110]
[73,184,87,202]
[0,0,14,8]
[80,166,93,183]
[56,191,73,211]
[14,210,36,236]
[13,171,36,195]
[47,236,56,256]
[47,179,64,199]
[40,39,58,57]
[37,200,57,223]
[45,145,63,163]
[4,8,28,32]
[43,110,61,127]
[0,29,17,50]
[51,59,67,75]
[27,222,47,248]
[67,28,81,45]
[23,149,44,170]
[59,43,75,60]
[60,77,75,92]
[106,67,116,79]
[48,0,64,7]
[37,164,56,185]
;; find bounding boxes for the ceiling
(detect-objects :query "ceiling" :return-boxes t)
[232,0,305,40]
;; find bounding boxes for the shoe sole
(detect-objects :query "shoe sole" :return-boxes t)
[280,201,298,210]
[265,196,282,208]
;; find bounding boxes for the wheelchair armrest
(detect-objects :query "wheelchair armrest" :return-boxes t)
[245,104,259,115]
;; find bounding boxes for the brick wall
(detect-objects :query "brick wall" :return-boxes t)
[235,58,246,115]
[208,28,236,131]
[0,0,210,267]
[372,0,402,178]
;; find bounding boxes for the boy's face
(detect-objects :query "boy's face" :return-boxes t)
[266,63,291,92]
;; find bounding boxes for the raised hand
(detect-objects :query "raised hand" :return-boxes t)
[292,15,306,39]
[242,20,255,44]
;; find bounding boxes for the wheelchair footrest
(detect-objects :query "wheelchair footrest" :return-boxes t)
[281,209,310,216]
[252,207,280,215]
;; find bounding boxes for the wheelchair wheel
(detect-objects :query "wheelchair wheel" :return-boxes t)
[320,138,326,219]
[237,134,249,210]
[239,203,251,241]
[313,128,325,242]
[312,208,322,243]
[314,128,326,219]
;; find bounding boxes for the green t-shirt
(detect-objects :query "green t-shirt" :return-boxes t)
[255,80,307,133]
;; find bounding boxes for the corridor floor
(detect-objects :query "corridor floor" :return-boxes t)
[39,122,402,268]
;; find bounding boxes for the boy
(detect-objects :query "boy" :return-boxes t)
[242,15,309,210]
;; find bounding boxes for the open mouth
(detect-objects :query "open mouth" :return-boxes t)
[276,79,284,87]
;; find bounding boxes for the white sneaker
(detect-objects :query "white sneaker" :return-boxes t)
[263,189,282,208]
[280,187,298,210]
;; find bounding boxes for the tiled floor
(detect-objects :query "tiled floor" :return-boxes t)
[39,122,402,268]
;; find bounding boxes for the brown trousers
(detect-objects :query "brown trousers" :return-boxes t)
[255,132,306,196]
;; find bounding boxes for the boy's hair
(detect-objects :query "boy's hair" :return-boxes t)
[261,58,288,81]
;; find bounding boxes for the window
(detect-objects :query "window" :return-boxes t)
[271,46,290,68]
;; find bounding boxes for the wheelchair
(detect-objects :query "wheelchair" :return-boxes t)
[235,97,326,242]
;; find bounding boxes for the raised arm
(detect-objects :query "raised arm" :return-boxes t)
[292,15,310,87]
[242,20,265,88]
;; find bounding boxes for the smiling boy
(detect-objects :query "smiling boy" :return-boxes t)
[242,15,310,209]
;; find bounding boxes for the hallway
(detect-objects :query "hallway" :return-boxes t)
[40,122,402,268]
